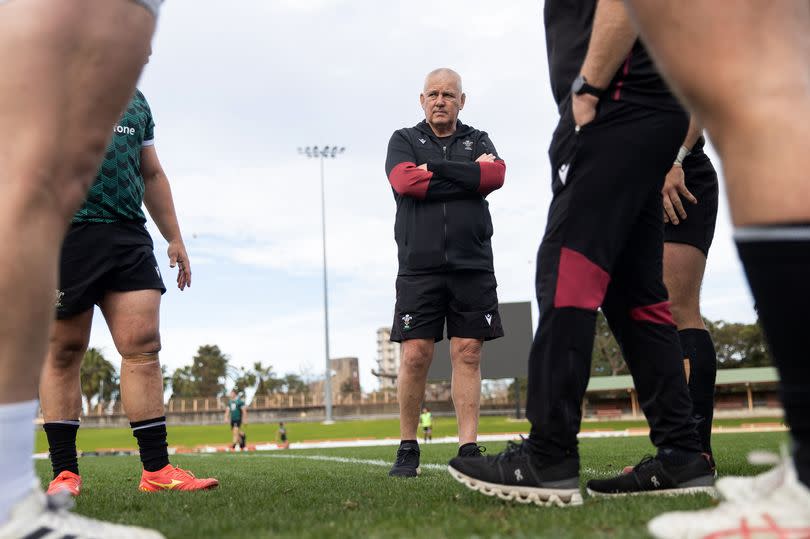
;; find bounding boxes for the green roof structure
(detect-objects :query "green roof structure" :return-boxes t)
[586,367,778,392]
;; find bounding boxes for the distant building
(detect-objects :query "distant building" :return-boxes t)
[309,356,361,397]
[374,327,400,390]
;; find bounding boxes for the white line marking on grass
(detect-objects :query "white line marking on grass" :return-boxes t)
[250,453,447,471]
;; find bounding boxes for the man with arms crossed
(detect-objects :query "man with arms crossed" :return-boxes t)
[0,0,166,537]
[385,68,506,477]
[448,0,713,504]
[622,1,810,536]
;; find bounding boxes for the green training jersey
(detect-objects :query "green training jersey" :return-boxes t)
[229,398,245,421]
[420,412,432,428]
[73,89,155,224]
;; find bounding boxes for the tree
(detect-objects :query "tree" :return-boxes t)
[80,347,118,410]
[591,311,628,376]
[706,319,772,368]
[231,366,257,395]
[169,365,196,398]
[190,344,229,396]
[252,361,283,396]
[340,379,356,395]
[282,373,309,394]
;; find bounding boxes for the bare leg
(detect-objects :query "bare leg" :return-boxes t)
[100,290,163,422]
[625,1,810,534]
[449,338,483,446]
[39,310,95,422]
[0,0,155,405]
[397,339,434,441]
[663,243,706,330]
[232,426,241,447]
[0,0,156,530]
[624,1,810,227]
[664,242,715,454]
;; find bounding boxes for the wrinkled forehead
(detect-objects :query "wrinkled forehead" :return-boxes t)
[423,73,463,94]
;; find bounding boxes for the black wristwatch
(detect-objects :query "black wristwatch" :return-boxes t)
[571,74,605,98]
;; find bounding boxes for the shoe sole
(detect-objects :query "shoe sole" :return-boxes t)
[138,482,219,492]
[586,485,716,498]
[447,465,583,507]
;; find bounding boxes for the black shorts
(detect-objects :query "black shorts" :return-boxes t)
[664,149,719,256]
[231,419,242,429]
[56,221,166,319]
[390,270,504,343]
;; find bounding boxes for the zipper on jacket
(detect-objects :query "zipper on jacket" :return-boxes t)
[442,144,448,264]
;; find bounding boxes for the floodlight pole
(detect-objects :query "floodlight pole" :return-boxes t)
[297,145,346,425]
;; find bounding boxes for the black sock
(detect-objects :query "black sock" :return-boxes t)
[679,329,717,455]
[400,439,418,447]
[736,225,810,487]
[43,420,80,478]
[131,416,169,472]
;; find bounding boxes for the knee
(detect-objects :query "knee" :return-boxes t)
[48,339,86,372]
[14,129,111,222]
[668,296,704,329]
[453,341,482,369]
[400,346,432,373]
[58,128,113,217]
[118,331,161,358]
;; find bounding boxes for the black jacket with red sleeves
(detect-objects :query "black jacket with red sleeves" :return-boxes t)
[385,120,506,276]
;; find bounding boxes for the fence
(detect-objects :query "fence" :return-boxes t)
[81,391,515,418]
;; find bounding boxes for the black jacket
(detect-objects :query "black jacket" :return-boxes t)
[385,120,506,275]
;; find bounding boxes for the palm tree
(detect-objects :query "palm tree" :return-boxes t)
[80,347,118,412]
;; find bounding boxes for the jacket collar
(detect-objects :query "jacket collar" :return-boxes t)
[414,119,474,141]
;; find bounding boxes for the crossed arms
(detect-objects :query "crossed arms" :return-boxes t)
[385,130,506,201]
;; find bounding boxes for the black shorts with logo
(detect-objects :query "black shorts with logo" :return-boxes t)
[231,419,242,429]
[390,270,504,343]
[56,221,166,319]
[663,148,719,257]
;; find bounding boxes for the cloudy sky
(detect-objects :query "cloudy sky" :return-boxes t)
[85,0,756,392]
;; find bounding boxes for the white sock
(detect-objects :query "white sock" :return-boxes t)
[0,400,38,525]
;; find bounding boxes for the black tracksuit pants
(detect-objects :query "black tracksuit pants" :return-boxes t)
[526,96,702,456]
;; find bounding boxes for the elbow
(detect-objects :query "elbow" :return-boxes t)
[479,160,506,194]
[388,162,430,199]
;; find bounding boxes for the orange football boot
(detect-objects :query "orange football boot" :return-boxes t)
[46,470,82,497]
[138,464,219,492]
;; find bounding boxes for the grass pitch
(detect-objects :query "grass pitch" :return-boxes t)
[35,430,786,538]
[35,415,783,453]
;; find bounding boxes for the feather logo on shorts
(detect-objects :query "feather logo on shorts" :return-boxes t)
[485,313,493,326]
[402,314,413,330]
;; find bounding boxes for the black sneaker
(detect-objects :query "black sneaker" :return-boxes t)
[447,439,582,507]
[587,453,715,497]
[389,442,420,478]
[458,444,486,458]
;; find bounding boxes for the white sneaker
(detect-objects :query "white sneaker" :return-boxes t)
[716,449,787,504]
[648,457,810,539]
[0,486,164,539]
